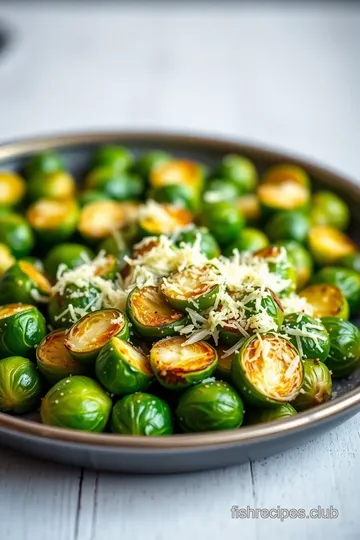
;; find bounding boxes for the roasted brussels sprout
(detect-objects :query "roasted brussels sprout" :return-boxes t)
[96,337,153,395]
[266,211,310,244]
[281,313,330,362]
[0,304,46,359]
[225,227,268,255]
[40,375,112,432]
[27,199,79,244]
[91,145,134,171]
[93,254,121,281]
[126,286,187,339]
[258,182,309,214]
[215,346,235,381]
[150,336,217,390]
[161,264,220,311]
[311,267,360,315]
[24,150,64,179]
[176,380,244,432]
[78,190,111,207]
[292,359,332,411]
[321,317,360,378]
[231,333,303,407]
[201,201,245,245]
[261,164,310,188]
[78,200,138,242]
[311,191,349,230]
[0,213,34,257]
[44,243,94,281]
[150,159,204,193]
[65,309,129,364]
[152,183,200,213]
[203,179,239,204]
[85,167,144,201]
[0,243,15,276]
[110,392,173,435]
[337,252,360,274]
[275,240,313,290]
[245,403,297,425]
[36,329,84,384]
[254,246,297,294]
[299,284,349,320]
[218,154,257,194]
[308,226,356,266]
[48,283,101,329]
[0,261,51,306]
[99,234,130,270]
[138,203,192,237]
[0,356,42,413]
[236,194,260,224]
[0,171,26,207]
[137,150,172,179]
[174,227,220,259]
[27,171,76,202]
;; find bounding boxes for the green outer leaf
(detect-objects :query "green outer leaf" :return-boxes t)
[44,243,95,281]
[48,283,101,329]
[0,356,42,413]
[0,305,47,359]
[292,359,332,411]
[245,403,297,425]
[280,313,330,362]
[321,317,360,378]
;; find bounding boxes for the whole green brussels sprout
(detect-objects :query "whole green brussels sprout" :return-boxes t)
[218,154,258,194]
[275,240,313,290]
[91,145,134,171]
[0,356,42,413]
[27,171,76,202]
[174,227,220,259]
[0,303,47,359]
[0,213,34,258]
[85,167,144,201]
[265,210,310,244]
[321,317,360,378]
[245,403,297,425]
[152,183,200,213]
[44,243,95,281]
[0,261,51,306]
[225,227,268,255]
[203,179,240,204]
[292,359,332,411]
[311,191,349,230]
[24,150,65,178]
[48,283,101,329]
[201,201,245,245]
[280,313,330,362]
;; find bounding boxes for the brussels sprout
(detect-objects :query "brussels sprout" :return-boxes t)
[200,201,245,245]
[0,213,34,257]
[44,243,95,281]
[0,261,51,306]
[110,392,173,435]
[36,329,84,384]
[65,309,130,364]
[225,228,269,255]
[99,234,130,271]
[160,264,220,311]
[93,254,121,281]
[27,199,79,244]
[236,194,260,224]
[218,154,258,193]
[275,240,313,290]
[138,203,193,237]
[258,182,310,214]
[91,145,134,171]
[311,191,350,230]
[0,171,26,207]
[137,150,172,179]
[78,201,138,242]
[231,333,304,407]
[308,226,356,266]
[24,150,64,178]
[261,164,310,188]
[85,167,144,201]
[150,159,204,193]
[281,313,330,362]
[174,227,220,259]
[0,243,15,276]
[218,287,284,345]
[78,190,112,207]
[40,375,112,432]
[203,179,240,204]
[48,283,101,329]
[321,317,360,378]
[311,267,360,315]
[126,286,188,339]
[292,359,332,411]
[0,304,46,359]
[150,336,217,390]
[254,246,297,294]
[152,184,200,213]
[337,252,360,274]
[245,403,297,425]
[215,346,235,381]
[20,256,44,272]
[96,337,153,395]
[176,380,244,432]
[27,171,76,202]
[299,284,349,320]
[265,211,310,244]
[0,356,42,413]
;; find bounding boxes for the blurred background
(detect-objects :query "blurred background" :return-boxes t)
[0,0,360,178]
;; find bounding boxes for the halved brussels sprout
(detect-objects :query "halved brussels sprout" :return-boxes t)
[299,284,349,320]
[40,375,112,432]
[311,191,349,230]
[215,346,235,381]
[152,184,200,213]
[258,182,309,214]
[308,226,356,266]
[65,309,130,364]
[110,392,173,435]
[0,261,51,306]
[150,159,204,193]
[78,201,138,242]
[0,213,34,257]
[275,240,313,290]
[236,194,260,223]
[245,403,297,425]
[175,380,244,432]
[93,254,121,281]
[337,252,360,274]
[27,199,79,244]
[218,154,258,194]
[91,145,134,171]
[261,164,310,188]
[137,150,172,179]
[0,356,42,413]
[85,167,144,201]
[48,283,101,329]
[311,267,360,315]
[0,243,15,276]
[175,227,220,259]
[44,243,94,281]
[24,150,64,178]
[150,336,217,390]
[225,227,268,255]
[201,201,245,245]
[126,286,187,339]
[265,211,310,244]
[292,359,332,411]
[138,203,193,237]
[160,264,220,311]
[27,171,76,202]
[281,313,330,362]
[20,256,44,272]
[203,179,239,204]
[321,317,360,378]
[78,190,112,207]
[254,246,297,294]
[36,329,84,384]
[218,287,284,345]
[96,337,153,395]
[0,304,46,359]
[0,171,26,207]
[232,333,304,407]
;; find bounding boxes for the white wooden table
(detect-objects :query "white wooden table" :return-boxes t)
[0,2,360,539]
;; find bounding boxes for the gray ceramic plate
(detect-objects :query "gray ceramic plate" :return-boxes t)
[0,131,360,473]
